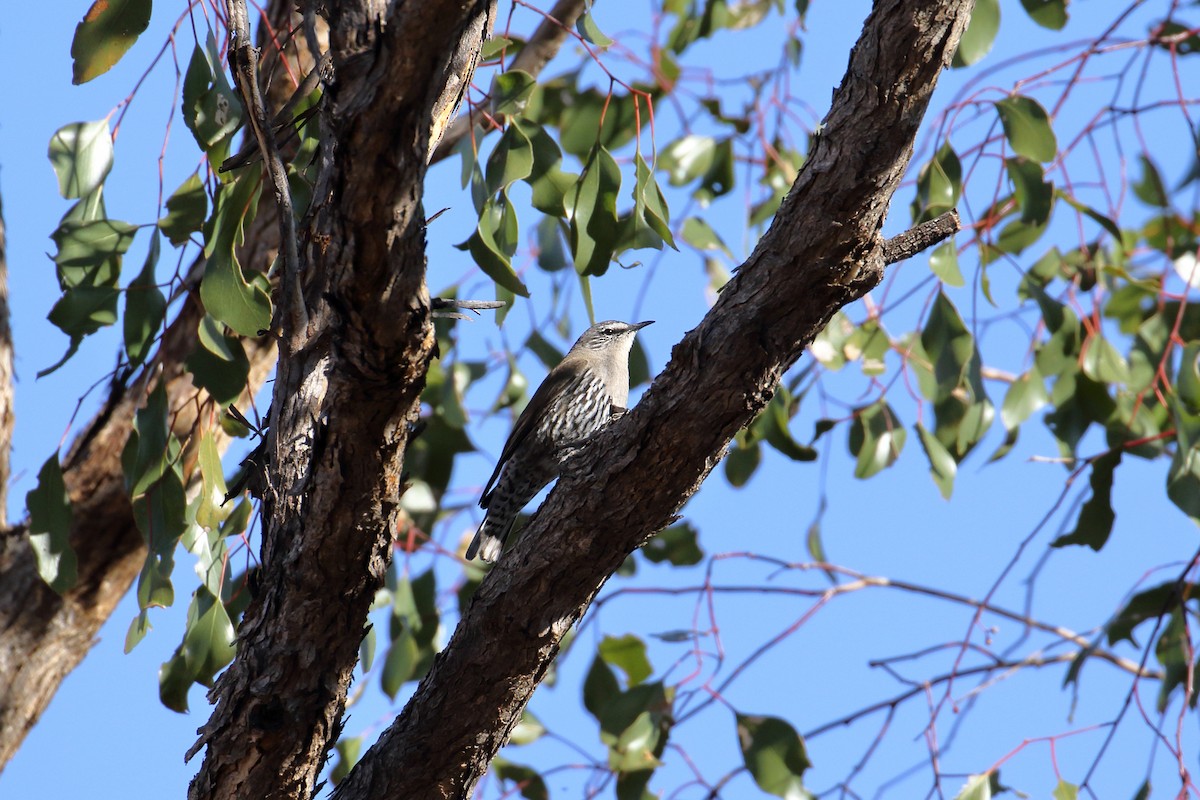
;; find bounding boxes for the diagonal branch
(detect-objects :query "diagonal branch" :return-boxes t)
[331,1,973,797]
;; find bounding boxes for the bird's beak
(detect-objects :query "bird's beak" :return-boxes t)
[631,320,654,331]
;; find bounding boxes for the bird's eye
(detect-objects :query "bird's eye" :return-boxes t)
[602,327,616,336]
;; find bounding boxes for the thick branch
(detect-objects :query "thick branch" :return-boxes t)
[187,2,495,798]
[332,1,972,798]
[0,1,304,773]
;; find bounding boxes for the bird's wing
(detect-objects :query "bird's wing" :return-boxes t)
[479,358,590,508]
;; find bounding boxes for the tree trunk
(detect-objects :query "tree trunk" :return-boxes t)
[0,2,308,773]
[331,1,971,798]
[186,2,496,798]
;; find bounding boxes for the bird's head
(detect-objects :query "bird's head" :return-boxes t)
[571,320,654,355]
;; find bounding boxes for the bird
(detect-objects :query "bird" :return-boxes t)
[466,320,654,562]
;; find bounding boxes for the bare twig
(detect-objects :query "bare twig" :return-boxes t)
[882,209,960,265]
[431,297,506,319]
[219,52,331,173]
[226,0,307,348]
[429,0,589,164]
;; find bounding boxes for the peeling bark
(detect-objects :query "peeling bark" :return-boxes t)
[330,2,972,798]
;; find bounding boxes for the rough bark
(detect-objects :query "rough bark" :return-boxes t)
[330,2,972,798]
[186,2,496,798]
[0,2,307,772]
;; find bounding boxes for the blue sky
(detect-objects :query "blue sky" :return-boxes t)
[2,1,1197,798]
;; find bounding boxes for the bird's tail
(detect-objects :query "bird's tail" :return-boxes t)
[466,512,512,562]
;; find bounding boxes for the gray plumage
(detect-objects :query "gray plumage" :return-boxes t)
[467,320,653,562]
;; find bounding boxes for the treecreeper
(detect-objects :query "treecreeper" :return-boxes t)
[468,320,654,561]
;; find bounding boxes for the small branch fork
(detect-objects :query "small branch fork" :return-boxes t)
[225,0,307,349]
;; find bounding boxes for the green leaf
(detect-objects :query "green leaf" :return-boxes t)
[953,773,995,800]
[195,431,231,531]
[460,193,530,296]
[130,380,172,497]
[1000,370,1048,430]
[158,649,193,713]
[27,455,78,593]
[202,170,272,336]
[735,713,812,798]
[1006,156,1053,225]
[124,231,166,367]
[51,217,137,285]
[183,586,236,683]
[1107,582,1183,646]
[584,654,621,718]
[186,321,251,407]
[125,610,152,653]
[680,217,732,257]
[1058,191,1122,240]
[517,119,576,217]
[380,626,419,699]
[600,634,653,687]
[916,422,956,499]
[724,433,761,487]
[1168,401,1200,524]
[569,146,622,276]
[509,710,547,746]
[753,387,818,461]
[1081,335,1129,385]
[697,138,735,203]
[848,401,906,479]
[490,70,537,116]
[526,329,565,368]
[486,123,535,194]
[331,737,362,784]
[493,759,549,800]
[48,285,119,339]
[912,142,962,222]
[929,241,964,286]
[182,34,243,159]
[659,135,717,187]
[71,0,152,84]
[1021,0,1067,29]
[535,216,569,271]
[995,96,1058,163]
[1052,451,1120,550]
[48,120,114,199]
[622,153,676,252]
[159,173,208,246]
[132,469,188,610]
[158,585,237,712]
[952,0,999,67]
[642,522,704,566]
[1053,779,1079,800]
[1133,154,1170,208]
[921,290,974,401]
[576,11,614,46]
